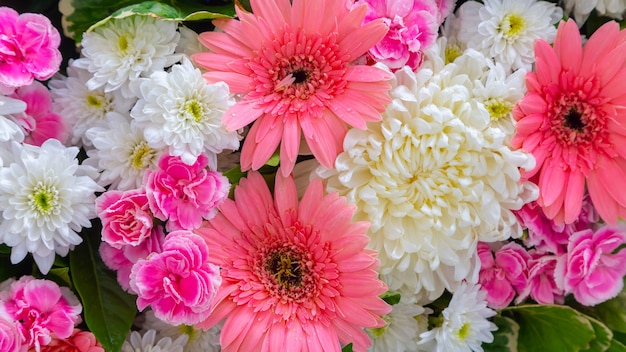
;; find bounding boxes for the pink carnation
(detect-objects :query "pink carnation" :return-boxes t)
[38,329,104,352]
[100,226,166,292]
[9,81,67,146]
[129,230,221,325]
[477,242,531,309]
[145,153,230,231]
[555,226,626,306]
[96,189,154,248]
[357,0,440,70]
[0,7,62,92]
[517,251,565,305]
[0,276,82,351]
[0,313,26,352]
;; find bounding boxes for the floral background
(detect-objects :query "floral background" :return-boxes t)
[2,0,626,351]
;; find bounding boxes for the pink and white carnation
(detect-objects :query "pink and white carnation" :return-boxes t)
[0,312,25,352]
[555,226,626,306]
[100,225,166,292]
[39,328,104,352]
[9,81,67,146]
[0,276,82,351]
[129,230,222,326]
[0,7,62,93]
[145,153,229,231]
[357,0,441,70]
[477,242,530,309]
[517,251,564,305]
[96,189,154,248]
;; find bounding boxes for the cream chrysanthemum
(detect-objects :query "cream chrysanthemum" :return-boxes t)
[453,0,562,72]
[121,330,188,352]
[86,112,164,191]
[317,52,537,300]
[131,57,238,168]
[75,15,180,98]
[49,60,135,147]
[418,283,497,352]
[140,310,221,352]
[0,139,103,274]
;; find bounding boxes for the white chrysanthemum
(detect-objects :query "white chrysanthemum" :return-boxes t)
[140,310,221,352]
[86,112,164,190]
[121,330,188,352]
[131,57,239,168]
[75,15,181,98]
[49,60,136,147]
[0,139,103,274]
[317,52,537,301]
[0,95,26,143]
[595,0,626,19]
[453,0,562,72]
[175,26,208,57]
[418,283,497,352]
[367,298,429,352]
[472,62,526,144]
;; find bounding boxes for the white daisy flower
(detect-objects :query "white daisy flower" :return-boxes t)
[472,62,527,144]
[0,139,103,274]
[121,330,188,352]
[86,112,164,191]
[140,310,221,352]
[595,0,626,19]
[49,59,136,147]
[175,26,208,57]
[130,57,239,169]
[316,52,537,301]
[75,15,181,98]
[418,283,497,352]
[0,95,26,143]
[367,298,430,352]
[453,0,562,72]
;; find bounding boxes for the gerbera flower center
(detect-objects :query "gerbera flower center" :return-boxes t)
[484,98,513,120]
[29,182,59,216]
[266,251,303,287]
[564,108,585,131]
[550,92,605,146]
[129,141,156,169]
[499,14,526,40]
[250,27,348,118]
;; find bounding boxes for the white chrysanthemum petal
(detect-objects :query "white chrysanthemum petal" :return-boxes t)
[318,52,536,301]
[0,140,103,274]
[121,330,188,352]
[452,0,562,72]
[131,57,239,168]
[418,283,497,352]
[367,299,429,352]
[139,310,221,352]
[85,112,165,190]
[49,60,136,147]
[76,15,181,98]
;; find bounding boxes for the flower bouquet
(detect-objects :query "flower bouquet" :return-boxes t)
[2,0,626,351]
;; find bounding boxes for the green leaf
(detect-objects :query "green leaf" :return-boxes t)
[62,0,234,42]
[70,227,137,352]
[380,292,401,306]
[502,305,596,352]
[484,315,519,352]
[223,165,246,199]
[589,282,626,334]
[47,267,72,288]
[608,339,626,352]
[265,152,281,167]
[342,343,354,352]
[582,316,613,352]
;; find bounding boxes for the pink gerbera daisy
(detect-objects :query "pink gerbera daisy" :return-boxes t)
[512,19,626,225]
[192,0,392,176]
[196,170,390,352]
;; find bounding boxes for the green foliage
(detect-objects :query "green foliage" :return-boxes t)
[484,316,519,352]
[70,228,138,352]
[342,343,354,352]
[380,291,402,306]
[63,0,235,42]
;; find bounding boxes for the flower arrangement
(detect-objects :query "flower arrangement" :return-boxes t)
[2,0,626,351]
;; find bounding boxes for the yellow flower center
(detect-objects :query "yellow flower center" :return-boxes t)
[445,44,463,65]
[500,14,526,40]
[484,98,513,120]
[86,94,103,109]
[266,251,302,287]
[458,322,471,341]
[118,35,129,52]
[29,182,59,216]
[184,99,204,123]
[129,141,156,169]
